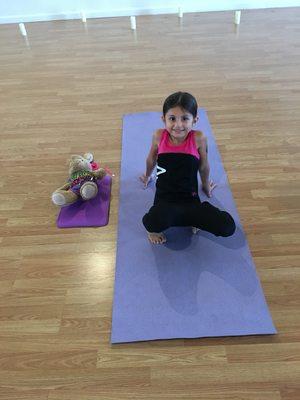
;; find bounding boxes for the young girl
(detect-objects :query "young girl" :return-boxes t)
[140,92,236,244]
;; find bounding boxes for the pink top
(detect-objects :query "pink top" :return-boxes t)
[158,129,200,160]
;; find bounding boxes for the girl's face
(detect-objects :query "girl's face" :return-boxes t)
[162,106,198,142]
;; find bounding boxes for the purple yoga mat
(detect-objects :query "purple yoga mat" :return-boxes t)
[57,175,112,228]
[111,110,276,343]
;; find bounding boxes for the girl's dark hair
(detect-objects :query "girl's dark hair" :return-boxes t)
[163,92,198,118]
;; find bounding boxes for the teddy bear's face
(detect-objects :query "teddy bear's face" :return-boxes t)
[69,155,92,175]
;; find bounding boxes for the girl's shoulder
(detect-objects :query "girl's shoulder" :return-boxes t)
[193,130,207,149]
[153,128,164,145]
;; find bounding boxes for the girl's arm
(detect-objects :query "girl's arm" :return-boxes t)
[140,129,160,187]
[196,131,216,197]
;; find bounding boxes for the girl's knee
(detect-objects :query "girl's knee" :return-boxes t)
[219,213,236,237]
[142,210,167,233]
[142,213,153,232]
[200,202,235,237]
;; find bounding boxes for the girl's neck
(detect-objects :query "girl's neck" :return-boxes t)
[167,129,191,145]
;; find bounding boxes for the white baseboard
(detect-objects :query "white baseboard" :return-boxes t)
[0,8,177,24]
[0,3,298,25]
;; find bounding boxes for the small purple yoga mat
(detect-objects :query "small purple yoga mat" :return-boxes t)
[111,110,276,343]
[57,175,112,228]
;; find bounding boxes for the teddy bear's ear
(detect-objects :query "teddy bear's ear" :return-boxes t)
[69,155,80,167]
[83,153,94,162]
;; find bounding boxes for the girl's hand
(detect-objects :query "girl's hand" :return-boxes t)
[202,180,217,197]
[139,174,152,188]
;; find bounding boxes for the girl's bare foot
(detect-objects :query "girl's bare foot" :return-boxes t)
[192,227,200,234]
[147,232,166,244]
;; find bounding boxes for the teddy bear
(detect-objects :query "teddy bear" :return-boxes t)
[51,153,106,207]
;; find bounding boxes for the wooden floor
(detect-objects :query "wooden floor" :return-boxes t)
[0,7,300,400]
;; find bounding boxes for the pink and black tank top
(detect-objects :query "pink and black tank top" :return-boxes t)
[155,129,200,202]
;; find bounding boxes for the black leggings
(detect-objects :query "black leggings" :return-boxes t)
[142,199,236,237]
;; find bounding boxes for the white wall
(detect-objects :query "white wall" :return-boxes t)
[1,0,299,24]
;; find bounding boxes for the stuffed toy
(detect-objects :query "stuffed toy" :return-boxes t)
[51,153,106,207]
